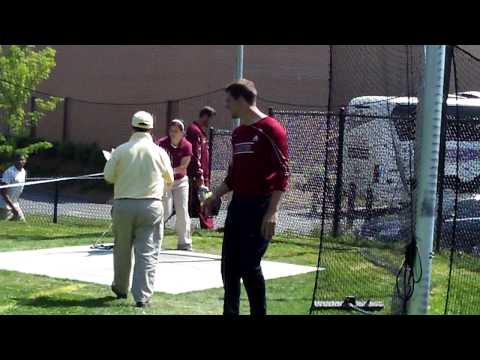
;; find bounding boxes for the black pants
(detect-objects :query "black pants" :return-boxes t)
[221,194,271,316]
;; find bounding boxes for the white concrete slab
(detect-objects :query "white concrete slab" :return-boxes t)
[0,246,319,294]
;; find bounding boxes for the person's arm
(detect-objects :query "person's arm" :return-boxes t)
[202,161,233,216]
[174,156,191,175]
[261,190,284,240]
[0,170,20,216]
[186,129,204,186]
[0,186,19,215]
[202,181,231,216]
[261,124,290,240]
[159,148,174,192]
[103,149,118,184]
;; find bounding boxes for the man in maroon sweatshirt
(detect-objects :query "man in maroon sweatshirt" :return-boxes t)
[204,79,289,316]
[186,106,216,230]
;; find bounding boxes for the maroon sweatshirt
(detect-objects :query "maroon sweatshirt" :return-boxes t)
[225,116,289,196]
[186,121,210,184]
[156,137,193,180]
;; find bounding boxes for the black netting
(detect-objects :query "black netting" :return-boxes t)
[209,108,334,239]
[330,45,425,109]
[1,45,479,315]
[17,178,111,228]
[307,46,426,315]
[442,46,480,315]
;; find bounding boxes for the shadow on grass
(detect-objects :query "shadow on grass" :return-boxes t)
[14,295,117,308]
[0,233,106,241]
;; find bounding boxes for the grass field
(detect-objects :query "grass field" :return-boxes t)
[0,219,478,315]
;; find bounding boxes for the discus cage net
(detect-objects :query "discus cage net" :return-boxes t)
[1,45,479,315]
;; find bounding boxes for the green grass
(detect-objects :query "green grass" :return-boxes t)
[0,219,478,315]
[0,220,317,315]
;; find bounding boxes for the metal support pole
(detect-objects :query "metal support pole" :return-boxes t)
[435,45,454,253]
[332,107,346,237]
[208,127,214,188]
[347,182,356,229]
[233,45,244,129]
[366,186,373,221]
[407,45,446,315]
[53,181,59,224]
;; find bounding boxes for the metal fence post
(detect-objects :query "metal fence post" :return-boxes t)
[366,186,373,220]
[347,182,356,229]
[268,107,274,117]
[332,107,346,237]
[208,127,214,187]
[53,181,59,224]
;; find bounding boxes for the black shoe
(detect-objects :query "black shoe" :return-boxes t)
[111,285,127,299]
[136,301,150,308]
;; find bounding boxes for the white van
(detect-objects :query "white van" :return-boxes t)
[343,94,480,207]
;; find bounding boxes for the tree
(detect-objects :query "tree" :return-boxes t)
[0,45,61,167]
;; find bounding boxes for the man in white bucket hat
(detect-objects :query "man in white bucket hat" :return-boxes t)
[104,111,174,308]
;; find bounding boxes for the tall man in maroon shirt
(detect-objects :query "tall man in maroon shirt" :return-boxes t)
[204,79,289,316]
[186,106,216,230]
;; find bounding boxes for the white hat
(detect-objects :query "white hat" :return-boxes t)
[132,111,154,129]
[169,119,185,132]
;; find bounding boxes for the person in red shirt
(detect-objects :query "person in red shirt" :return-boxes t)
[156,119,194,251]
[186,106,216,230]
[203,79,289,316]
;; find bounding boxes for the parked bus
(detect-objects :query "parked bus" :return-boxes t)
[343,93,480,207]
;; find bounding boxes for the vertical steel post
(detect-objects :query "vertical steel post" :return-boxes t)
[332,107,346,237]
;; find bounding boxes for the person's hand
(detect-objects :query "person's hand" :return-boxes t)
[261,210,278,241]
[11,206,20,218]
[195,177,204,188]
[202,194,220,217]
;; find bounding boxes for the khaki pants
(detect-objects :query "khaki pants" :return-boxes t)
[163,177,192,249]
[0,206,26,222]
[111,198,163,303]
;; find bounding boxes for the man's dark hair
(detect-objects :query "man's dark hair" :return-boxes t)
[199,106,216,118]
[225,79,258,105]
[132,126,151,133]
[14,153,28,161]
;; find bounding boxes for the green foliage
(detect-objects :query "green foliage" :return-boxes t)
[0,135,52,171]
[16,141,53,157]
[25,141,106,178]
[0,45,61,134]
[0,45,59,169]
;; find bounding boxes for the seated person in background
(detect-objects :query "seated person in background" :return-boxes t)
[156,119,194,251]
[0,153,27,222]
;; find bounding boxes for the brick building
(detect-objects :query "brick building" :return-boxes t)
[34,45,330,149]
[32,45,480,149]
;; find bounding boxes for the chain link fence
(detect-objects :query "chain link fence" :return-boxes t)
[1,45,479,315]
[441,46,480,315]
